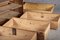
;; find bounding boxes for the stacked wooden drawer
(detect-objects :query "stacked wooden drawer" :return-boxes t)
[20,12,60,29]
[0,1,22,25]
[3,17,50,40]
[23,2,55,13]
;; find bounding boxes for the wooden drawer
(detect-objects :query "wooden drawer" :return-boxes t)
[23,2,55,13]
[20,12,60,30]
[3,18,50,40]
[0,26,36,40]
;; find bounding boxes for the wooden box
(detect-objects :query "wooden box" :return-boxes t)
[0,26,37,40]
[23,2,55,13]
[20,12,60,30]
[3,18,50,40]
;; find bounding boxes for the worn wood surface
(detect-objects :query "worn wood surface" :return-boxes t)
[0,1,23,13]
[0,1,9,7]
[0,26,36,40]
[9,0,23,13]
[0,10,19,19]
[20,12,60,29]
[9,0,23,5]
[0,36,25,40]
[0,3,22,13]
[0,1,22,26]
[0,10,20,26]
[3,18,50,40]
[23,2,55,13]
[0,1,23,25]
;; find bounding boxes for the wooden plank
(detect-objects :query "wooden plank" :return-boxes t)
[0,3,22,13]
[20,12,60,29]
[3,18,50,40]
[0,1,10,7]
[23,2,55,13]
[0,36,24,40]
[0,26,37,40]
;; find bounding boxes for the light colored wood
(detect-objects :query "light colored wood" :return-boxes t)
[0,36,26,40]
[23,2,55,13]
[3,17,50,40]
[0,3,22,13]
[0,26,12,36]
[20,12,60,29]
[0,26,37,40]
[0,1,9,7]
